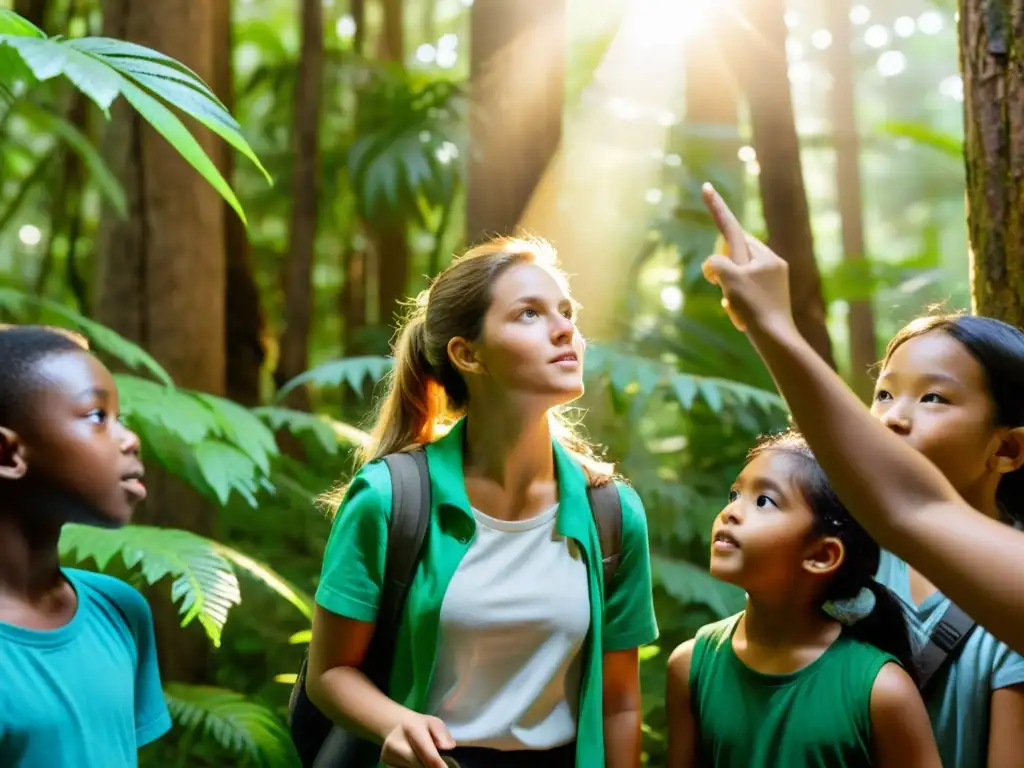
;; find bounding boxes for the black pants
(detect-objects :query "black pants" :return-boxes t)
[440,741,576,768]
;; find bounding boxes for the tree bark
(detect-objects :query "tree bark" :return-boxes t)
[826,0,878,397]
[960,0,1024,325]
[214,0,266,407]
[13,0,48,29]
[466,0,566,244]
[274,0,323,403]
[733,0,836,368]
[95,0,224,684]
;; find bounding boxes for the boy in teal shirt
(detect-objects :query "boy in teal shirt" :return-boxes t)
[0,326,170,766]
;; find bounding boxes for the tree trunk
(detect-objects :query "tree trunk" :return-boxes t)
[466,0,566,243]
[960,0,1024,325]
[365,0,410,344]
[214,0,266,407]
[13,0,48,29]
[341,0,368,356]
[95,0,223,684]
[826,0,878,397]
[733,0,836,368]
[274,0,323,403]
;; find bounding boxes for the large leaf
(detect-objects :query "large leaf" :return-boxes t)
[164,683,299,768]
[118,77,246,224]
[0,25,267,221]
[60,524,241,647]
[274,356,392,403]
[67,37,271,184]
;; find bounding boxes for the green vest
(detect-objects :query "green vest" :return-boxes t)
[689,613,894,768]
[315,419,659,766]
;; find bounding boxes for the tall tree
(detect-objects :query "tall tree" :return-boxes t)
[960,0,1024,326]
[732,0,836,368]
[274,0,323,402]
[214,0,267,407]
[826,0,877,397]
[94,0,224,684]
[466,0,566,243]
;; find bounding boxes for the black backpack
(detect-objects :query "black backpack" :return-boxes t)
[288,449,624,768]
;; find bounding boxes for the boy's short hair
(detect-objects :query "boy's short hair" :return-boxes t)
[0,325,90,427]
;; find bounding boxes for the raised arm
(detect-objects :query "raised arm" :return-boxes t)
[699,183,1024,654]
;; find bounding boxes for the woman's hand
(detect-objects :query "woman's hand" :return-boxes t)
[700,183,797,338]
[380,714,455,768]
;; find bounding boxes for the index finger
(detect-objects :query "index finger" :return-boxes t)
[701,183,750,265]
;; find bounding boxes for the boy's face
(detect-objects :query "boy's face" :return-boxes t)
[2,351,145,527]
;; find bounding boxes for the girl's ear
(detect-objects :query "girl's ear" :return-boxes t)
[447,336,485,377]
[803,536,845,578]
[993,426,1024,475]
[0,427,27,480]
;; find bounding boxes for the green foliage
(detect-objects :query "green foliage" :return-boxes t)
[0,9,268,223]
[61,524,241,647]
[164,683,299,768]
[273,355,393,403]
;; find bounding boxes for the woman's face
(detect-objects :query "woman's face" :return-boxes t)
[870,331,1005,504]
[469,262,585,407]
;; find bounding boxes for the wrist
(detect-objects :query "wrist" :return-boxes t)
[748,311,799,347]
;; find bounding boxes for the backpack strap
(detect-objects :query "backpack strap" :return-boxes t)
[587,481,623,590]
[368,450,431,685]
[912,601,976,692]
[309,450,431,768]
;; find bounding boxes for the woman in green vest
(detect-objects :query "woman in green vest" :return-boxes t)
[306,237,659,768]
[666,432,940,767]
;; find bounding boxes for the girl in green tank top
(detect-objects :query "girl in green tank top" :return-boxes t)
[666,432,940,768]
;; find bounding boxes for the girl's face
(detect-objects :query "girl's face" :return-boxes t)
[871,331,1009,506]
[710,450,842,595]
[456,262,585,407]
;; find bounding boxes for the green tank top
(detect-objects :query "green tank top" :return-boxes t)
[689,613,895,768]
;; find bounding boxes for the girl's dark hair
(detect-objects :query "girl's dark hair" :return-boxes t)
[748,431,915,678]
[884,314,1024,525]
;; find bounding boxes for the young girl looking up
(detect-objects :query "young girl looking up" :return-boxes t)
[870,314,1024,767]
[306,237,658,768]
[666,432,940,768]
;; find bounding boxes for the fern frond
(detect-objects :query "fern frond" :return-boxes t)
[60,524,240,647]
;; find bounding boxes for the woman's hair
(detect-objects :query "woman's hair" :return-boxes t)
[747,431,915,676]
[324,236,612,507]
[884,313,1024,525]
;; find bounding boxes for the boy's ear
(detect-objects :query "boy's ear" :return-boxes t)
[803,536,845,578]
[0,427,27,480]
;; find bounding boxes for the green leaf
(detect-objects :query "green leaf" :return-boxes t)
[698,380,724,413]
[0,10,47,38]
[288,629,312,645]
[194,441,261,505]
[164,683,299,768]
[877,121,962,159]
[216,544,313,620]
[60,524,240,646]
[194,394,277,475]
[115,376,215,444]
[274,356,392,403]
[17,101,127,218]
[69,38,272,185]
[0,36,122,113]
[671,375,698,409]
[117,77,247,225]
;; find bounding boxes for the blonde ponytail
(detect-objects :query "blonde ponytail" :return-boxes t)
[357,306,450,467]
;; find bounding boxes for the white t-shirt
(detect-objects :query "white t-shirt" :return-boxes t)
[426,503,591,749]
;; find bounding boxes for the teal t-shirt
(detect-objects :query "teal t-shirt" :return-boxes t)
[0,568,171,767]
[876,552,1024,766]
